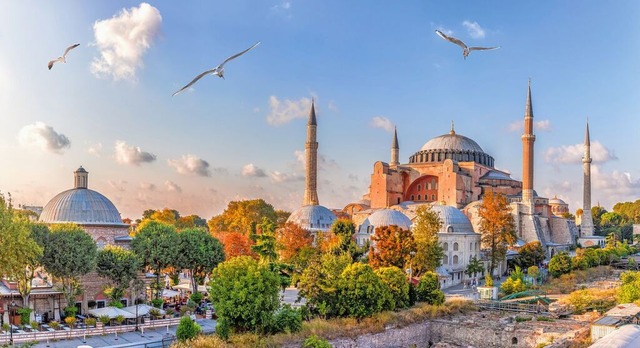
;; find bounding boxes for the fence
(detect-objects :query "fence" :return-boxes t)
[475,300,549,315]
[0,317,181,345]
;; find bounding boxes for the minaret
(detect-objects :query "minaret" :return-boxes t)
[521,80,536,210]
[581,120,594,236]
[303,100,319,206]
[390,127,399,166]
[74,166,88,189]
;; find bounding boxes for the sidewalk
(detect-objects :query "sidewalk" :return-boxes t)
[29,319,216,348]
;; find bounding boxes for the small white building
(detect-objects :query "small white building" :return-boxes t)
[355,208,412,247]
[591,303,640,342]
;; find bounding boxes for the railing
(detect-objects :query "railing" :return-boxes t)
[475,300,549,314]
[0,317,182,345]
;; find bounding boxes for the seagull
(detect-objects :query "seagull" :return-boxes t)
[172,41,261,96]
[435,30,499,59]
[48,44,80,70]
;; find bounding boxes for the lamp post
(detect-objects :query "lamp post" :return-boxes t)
[409,251,416,281]
[9,300,16,345]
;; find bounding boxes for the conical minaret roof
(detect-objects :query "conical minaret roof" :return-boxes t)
[308,99,317,126]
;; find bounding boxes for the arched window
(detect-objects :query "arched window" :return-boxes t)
[443,242,448,251]
[417,195,421,201]
[511,337,518,345]
[411,195,415,201]
[397,198,400,204]
[453,242,459,251]
[417,184,421,191]
[431,194,436,201]
[470,243,473,251]
[443,255,449,265]
[447,226,454,233]
[453,255,459,264]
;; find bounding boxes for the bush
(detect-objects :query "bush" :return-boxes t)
[190,292,204,304]
[176,316,202,342]
[515,316,532,322]
[416,272,445,305]
[64,316,76,328]
[99,315,111,326]
[336,263,389,318]
[215,317,230,340]
[536,316,554,322]
[63,306,77,318]
[16,307,33,325]
[151,298,164,308]
[549,252,573,278]
[108,301,124,308]
[375,267,411,310]
[49,321,60,330]
[270,305,302,334]
[500,278,527,296]
[302,335,332,348]
[85,318,97,327]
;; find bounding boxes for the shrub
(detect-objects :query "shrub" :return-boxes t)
[515,316,532,322]
[149,308,161,319]
[302,335,332,348]
[16,307,33,325]
[63,306,77,318]
[549,252,573,277]
[500,278,527,296]
[190,292,204,304]
[49,321,60,330]
[114,315,125,326]
[215,317,230,340]
[64,316,77,328]
[99,315,111,326]
[85,318,97,327]
[30,321,39,331]
[536,316,554,322]
[107,301,124,309]
[171,335,229,348]
[151,298,164,308]
[416,272,445,305]
[375,266,411,310]
[271,305,302,334]
[337,263,389,318]
[176,316,202,342]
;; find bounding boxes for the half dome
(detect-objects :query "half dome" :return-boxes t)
[287,205,337,232]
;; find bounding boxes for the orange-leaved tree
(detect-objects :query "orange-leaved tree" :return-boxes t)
[215,232,255,259]
[277,222,313,262]
[478,191,516,276]
[369,225,416,270]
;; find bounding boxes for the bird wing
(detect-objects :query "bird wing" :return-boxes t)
[218,41,261,69]
[468,46,500,52]
[47,57,63,70]
[435,30,467,49]
[62,44,80,58]
[172,68,218,96]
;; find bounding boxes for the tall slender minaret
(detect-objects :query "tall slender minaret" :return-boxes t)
[581,120,594,236]
[521,80,536,210]
[303,100,319,206]
[390,127,399,166]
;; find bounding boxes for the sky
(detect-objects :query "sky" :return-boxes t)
[1,1,639,220]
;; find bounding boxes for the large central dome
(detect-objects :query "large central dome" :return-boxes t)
[409,126,494,168]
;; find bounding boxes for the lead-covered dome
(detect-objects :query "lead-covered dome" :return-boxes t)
[359,208,412,234]
[430,204,474,233]
[287,205,337,232]
[409,126,494,168]
[39,167,126,226]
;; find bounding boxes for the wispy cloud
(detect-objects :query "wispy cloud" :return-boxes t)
[370,116,394,132]
[592,165,640,203]
[270,1,292,19]
[91,2,162,81]
[88,143,103,157]
[18,122,70,153]
[242,163,267,177]
[270,171,304,183]
[167,154,211,177]
[108,179,128,192]
[267,96,312,125]
[544,141,617,165]
[508,119,552,132]
[114,140,156,165]
[164,180,182,193]
[139,182,156,191]
[293,150,338,170]
[462,20,486,39]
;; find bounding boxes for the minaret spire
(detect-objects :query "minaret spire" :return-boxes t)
[303,99,319,206]
[391,127,399,166]
[521,79,536,210]
[450,120,456,135]
[581,119,594,236]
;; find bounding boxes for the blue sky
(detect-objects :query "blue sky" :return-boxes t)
[1,1,638,220]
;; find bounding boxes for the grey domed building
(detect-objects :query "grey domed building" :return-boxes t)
[355,208,411,247]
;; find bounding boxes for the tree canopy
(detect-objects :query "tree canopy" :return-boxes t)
[208,199,278,234]
[276,222,313,263]
[96,246,140,303]
[175,228,225,293]
[514,241,546,269]
[411,205,444,276]
[369,225,416,270]
[131,220,179,298]
[478,192,516,275]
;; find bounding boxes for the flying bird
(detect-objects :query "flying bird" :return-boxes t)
[435,30,499,59]
[172,41,261,96]
[48,44,80,70]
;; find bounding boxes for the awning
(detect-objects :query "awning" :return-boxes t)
[172,283,208,293]
[162,289,180,298]
[121,304,166,317]
[87,306,136,319]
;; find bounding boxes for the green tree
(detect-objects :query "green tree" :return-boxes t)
[176,316,202,341]
[337,263,389,318]
[465,255,485,279]
[41,223,97,311]
[96,246,140,304]
[548,252,573,278]
[375,267,410,310]
[297,253,352,318]
[251,218,278,263]
[369,225,416,270]
[131,221,179,299]
[209,256,280,334]
[613,199,640,224]
[411,205,444,276]
[175,214,208,230]
[478,192,516,275]
[592,206,607,234]
[175,228,225,294]
[617,271,640,303]
[330,219,365,261]
[416,272,445,305]
[527,265,540,285]
[208,199,278,234]
[515,241,546,269]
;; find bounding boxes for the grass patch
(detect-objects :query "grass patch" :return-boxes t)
[515,316,532,322]
[535,316,554,322]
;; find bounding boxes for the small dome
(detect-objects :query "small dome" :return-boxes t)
[359,209,412,234]
[548,196,567,205]
[430,204,474,233]
[40,188,126,226]
[287,205,337,232]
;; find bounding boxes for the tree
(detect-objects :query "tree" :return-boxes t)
[96,246,140,304]
[41,223,97,312]
[176,316,202,341]
[515,241,545,269]
[548,252,573,278]
[131,221,179,299]
[275,210,291,227]
[175,228,225,294]
[613,199,640,224]
[527,265,540,285]
[209,256,280,334]
[561,212,576,220]
[208,199,278,234]
[215,231,255,259]
[277,222,313,263]
[375,267,410,310]
[176,215,208,230]
[298,253,352,318]
[411,205,444,276]
[416,272,445,305]
[465,256,485,279]
[329,219,365,261]
[369,225,416,270]
[592,206,607,234]
[15,222,47,308]
[337,263,389,318]
[251,218,278,264]
[617,271,640,303]
[478,192,516,275]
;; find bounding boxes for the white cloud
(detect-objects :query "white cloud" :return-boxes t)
[507,119,552,132]
[370,116,394,132]
[18,122,70,153]
[462,20,486,39]
[167,154,211,177]
[88,143,103,156]
[270,1,292,19]
[164,180,182,193]
[267,96,312,125]
[592,165,640,203]
[242,163,267,177]
[544,141,617,165]
[114,140,156,165]
[270,171,304,183]
[91,2,162,81]
[108,180,127,192]
[139,182,156,191]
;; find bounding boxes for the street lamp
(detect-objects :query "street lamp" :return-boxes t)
[9,300,16,345]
